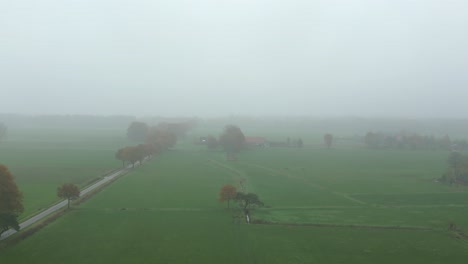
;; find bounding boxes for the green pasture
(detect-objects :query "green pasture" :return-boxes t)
[1,146,468,263]
[0,127,128,218]
[1,210,466,264]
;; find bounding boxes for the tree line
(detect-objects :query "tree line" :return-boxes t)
[363,132,461,150]
[116,121,179,167]
[218,183,264,224]
[202,125,246,160]
[440,151,468,185]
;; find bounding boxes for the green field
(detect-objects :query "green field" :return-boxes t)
[0,127,128,218]
[1,141,468,263]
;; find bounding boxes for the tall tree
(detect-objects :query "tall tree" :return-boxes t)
[0,165,24,236]
[219,125,245,159]
[324,133,333,148]
[121,146,140,168]
[446,151,468,185]
[115,148,127,167]
[219,184,237,208]
[234,192,264,211]
[157,122,194,139]
[146,128,177,150]
[127,121,149,141]
[136,144,149,164]
[57,183,80,209]
[147,143,162,157]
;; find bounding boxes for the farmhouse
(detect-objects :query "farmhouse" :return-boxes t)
[244,136,267,147]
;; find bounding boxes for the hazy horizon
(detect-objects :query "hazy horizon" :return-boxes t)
[2,0,468,118]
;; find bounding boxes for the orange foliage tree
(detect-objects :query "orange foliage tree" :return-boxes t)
[57,183,80,209]
[146,128,177,150]
[0,164,24,236]
[219,184,237,208]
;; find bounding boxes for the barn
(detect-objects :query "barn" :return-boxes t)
[244,137,267,147]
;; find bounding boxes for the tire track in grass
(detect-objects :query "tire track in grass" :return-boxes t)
[207,159,253,192]
[247,163,368,206]
[203,160,239,180]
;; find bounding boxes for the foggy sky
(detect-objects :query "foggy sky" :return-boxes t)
[1,0,468,118]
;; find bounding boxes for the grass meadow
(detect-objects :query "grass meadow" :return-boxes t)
[0,127,128,218]
[1,139,468,263]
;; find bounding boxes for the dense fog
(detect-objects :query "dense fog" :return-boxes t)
[1,0,468,117]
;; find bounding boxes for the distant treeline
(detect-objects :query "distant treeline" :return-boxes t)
[440,151,468,185]
[363,132,468,151]
[0,114,200,131]
[115,120,196,167]
[0,114,135,129]
[198,116,468,139]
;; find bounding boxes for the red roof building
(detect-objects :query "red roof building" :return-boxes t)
[244,137,267,146]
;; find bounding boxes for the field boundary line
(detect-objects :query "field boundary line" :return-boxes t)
[351,191,468,195]
[207,159,254,192]
[259,206,368,210]
[335,192,367,205]
[81,207,219,212]
[252,221,433,231]
[247,163,368,206]
[208,159,246,177]
[204,160,240,179]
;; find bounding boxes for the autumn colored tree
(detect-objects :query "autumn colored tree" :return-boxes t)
[219,184,237,208]
[0,165,24,236]
[115,148,127,167]
[127,121,149,141]
[157,121,194,139]
[116,143,157,169]
[123,146,140,168]
[136,144,151,164]
[324,133,333,148]
[219,125,245,160]
[146,128,177,150]
[142,143,160,158]
[57,183,80,209]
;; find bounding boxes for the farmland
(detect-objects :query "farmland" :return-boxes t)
[0,127,127,218]
[1,134,468,263]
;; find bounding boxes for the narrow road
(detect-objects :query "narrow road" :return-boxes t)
[0,160,145,241]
